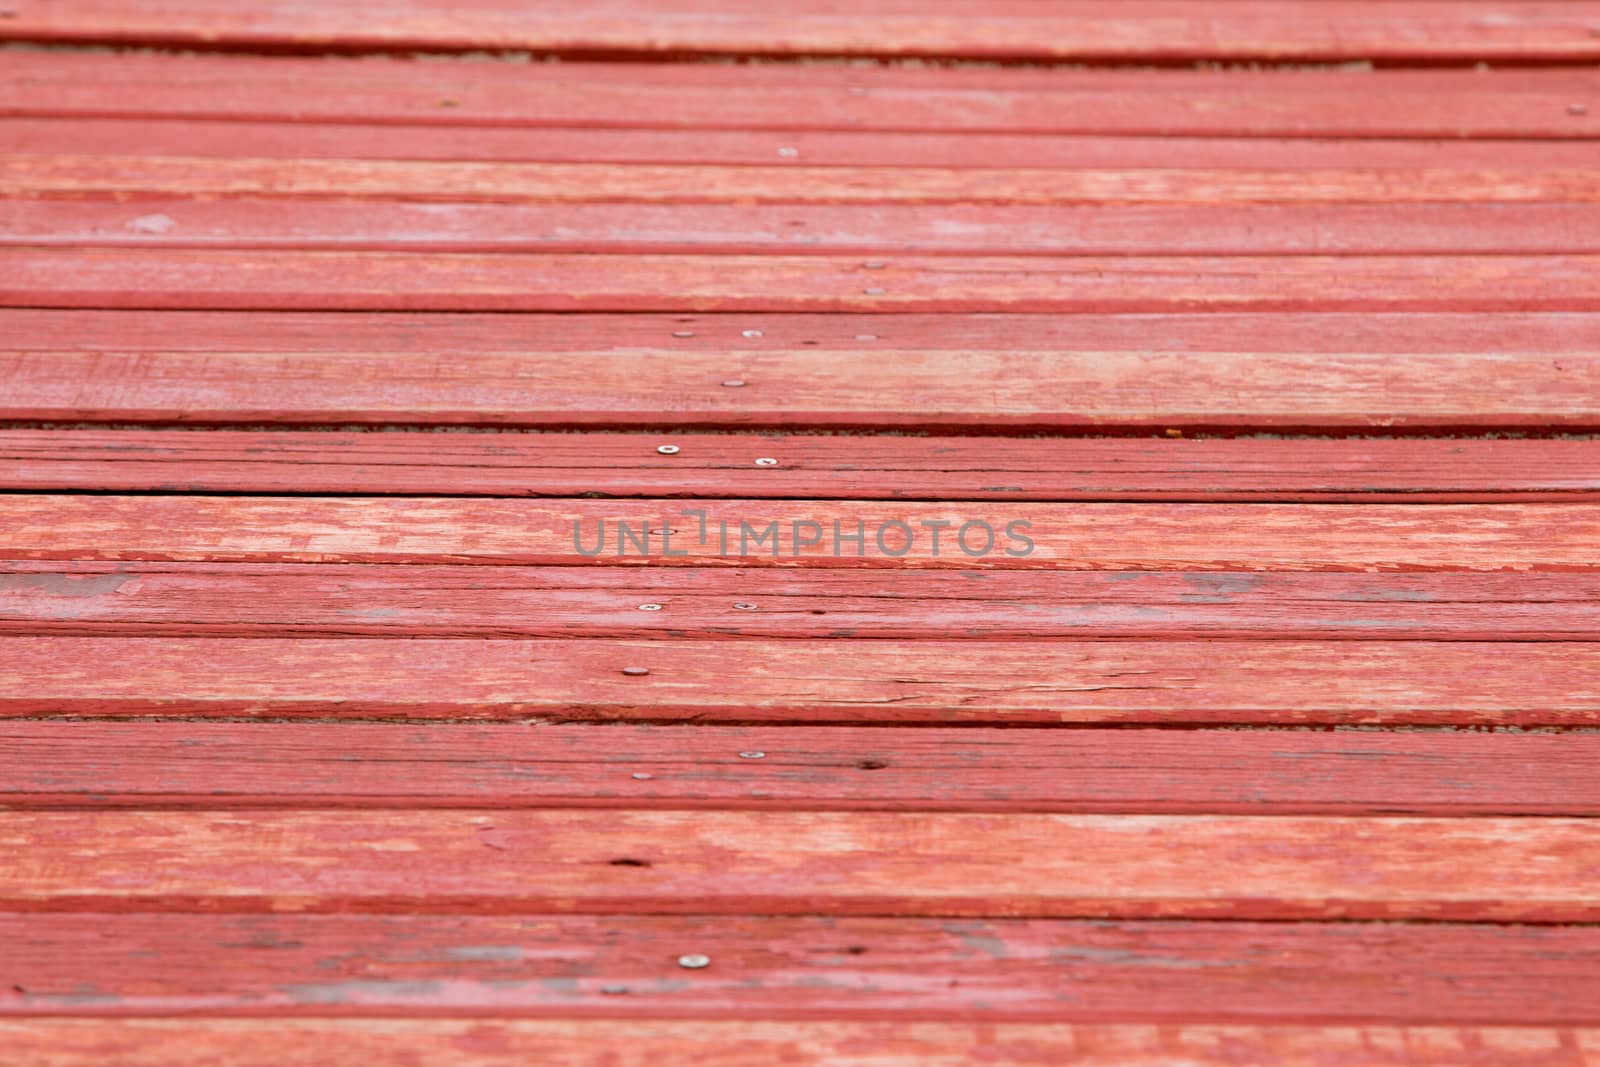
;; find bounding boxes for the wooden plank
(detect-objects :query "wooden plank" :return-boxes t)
[5,1021,1600,1067]
[0,497,1594,571]
[7,1,1600,62]
[13,156,1600,208]
[6,52,1598,138]
[10,199,1600,256]
[7,249,1600,313]
[6,722,1600,815]
[5,313,1597,430]
[6,562,1600,641]
[0,636,1596,725]
[5,915,1598,1024]
[4,809,1600,920]
[11,307,1595,354]
[14,118,1600,169]
[4,431,1598,502]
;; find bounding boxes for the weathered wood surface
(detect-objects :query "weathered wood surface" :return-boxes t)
[8,2,1600,62]
[14,199,1600,255]
[14,156,1600,207]
[6,53,1598,137]
[1,497,1594,570]
[5,722,1599,815]
[14,308,1598,354]
[5,809,1600,920]
[5,348,1599,430]
[8,250,1599,312]
[5,915,1599,1023]
[4,431,1597,501]
[7,4,1599,1055]
[14,119,1600,169]
[1,636,1596,725]
[4,1020,1599,1066]
[8,1021,1600,1067]
[7,562,1600,640]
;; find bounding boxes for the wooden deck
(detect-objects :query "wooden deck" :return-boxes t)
[2,3,1599,1063]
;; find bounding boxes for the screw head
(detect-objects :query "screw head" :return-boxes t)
[863,261,887,270]
[721,379,747,388]
[733,602,758,611]
[621,666,651,676]
[657,444,681,455]
[754,457,779,467]
[855,334,878,341]
[631,772,653,780]
[777,146,799,158]
[863,287,886,296]
[677,954,711,969]
[738,751,766,759]
[741,329,764,338]
[638,603,663,611]
[672,329,695,338]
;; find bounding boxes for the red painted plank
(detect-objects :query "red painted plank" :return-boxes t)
[0,636,1595,725]
[10,307,1594,354]
[7,249,1600,313]
[6,562,1600,641]
[6,52,1598,138]
[8,1,1600,63]
[13,118,1600,169]
[3,431,1597,502]
[8,1021,1600,1067]
[5,809,1599,920]
[13,156,1600,208]
[10,198,1600,256]
[6,915,1598,1024]
[5,722,1600,815]
[0,497,1594,571]
[5,313,1599,431]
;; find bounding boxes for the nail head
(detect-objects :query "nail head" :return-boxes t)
[721,379,747,388]
[657,444,681,455]
[738,751,766,759]
[754,457,779,467]
[678,954,712,969]
[621,667,651,676]
[638,603,663,611]
[733,602,758,611]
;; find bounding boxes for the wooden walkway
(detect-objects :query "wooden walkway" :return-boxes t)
[3,3,1600,1063]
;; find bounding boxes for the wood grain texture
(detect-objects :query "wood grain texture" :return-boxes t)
[11,198,1600,256]
[7,562,1600,641]
[6,915,1599,1024]
[3,335,1600,431]
[14,156,1600,208]
[13,307,1596,354]
[7,1,1600,62]
[1,636,1597,725]
[5,809,1600,920]
[4,431,1598,502]
[5,722,1600,815]
[10,249,1600,313]
[0,497,1594,571]
[15,118,1600,169]
[6,52,1598,138]
[7,1021,1600,1067]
